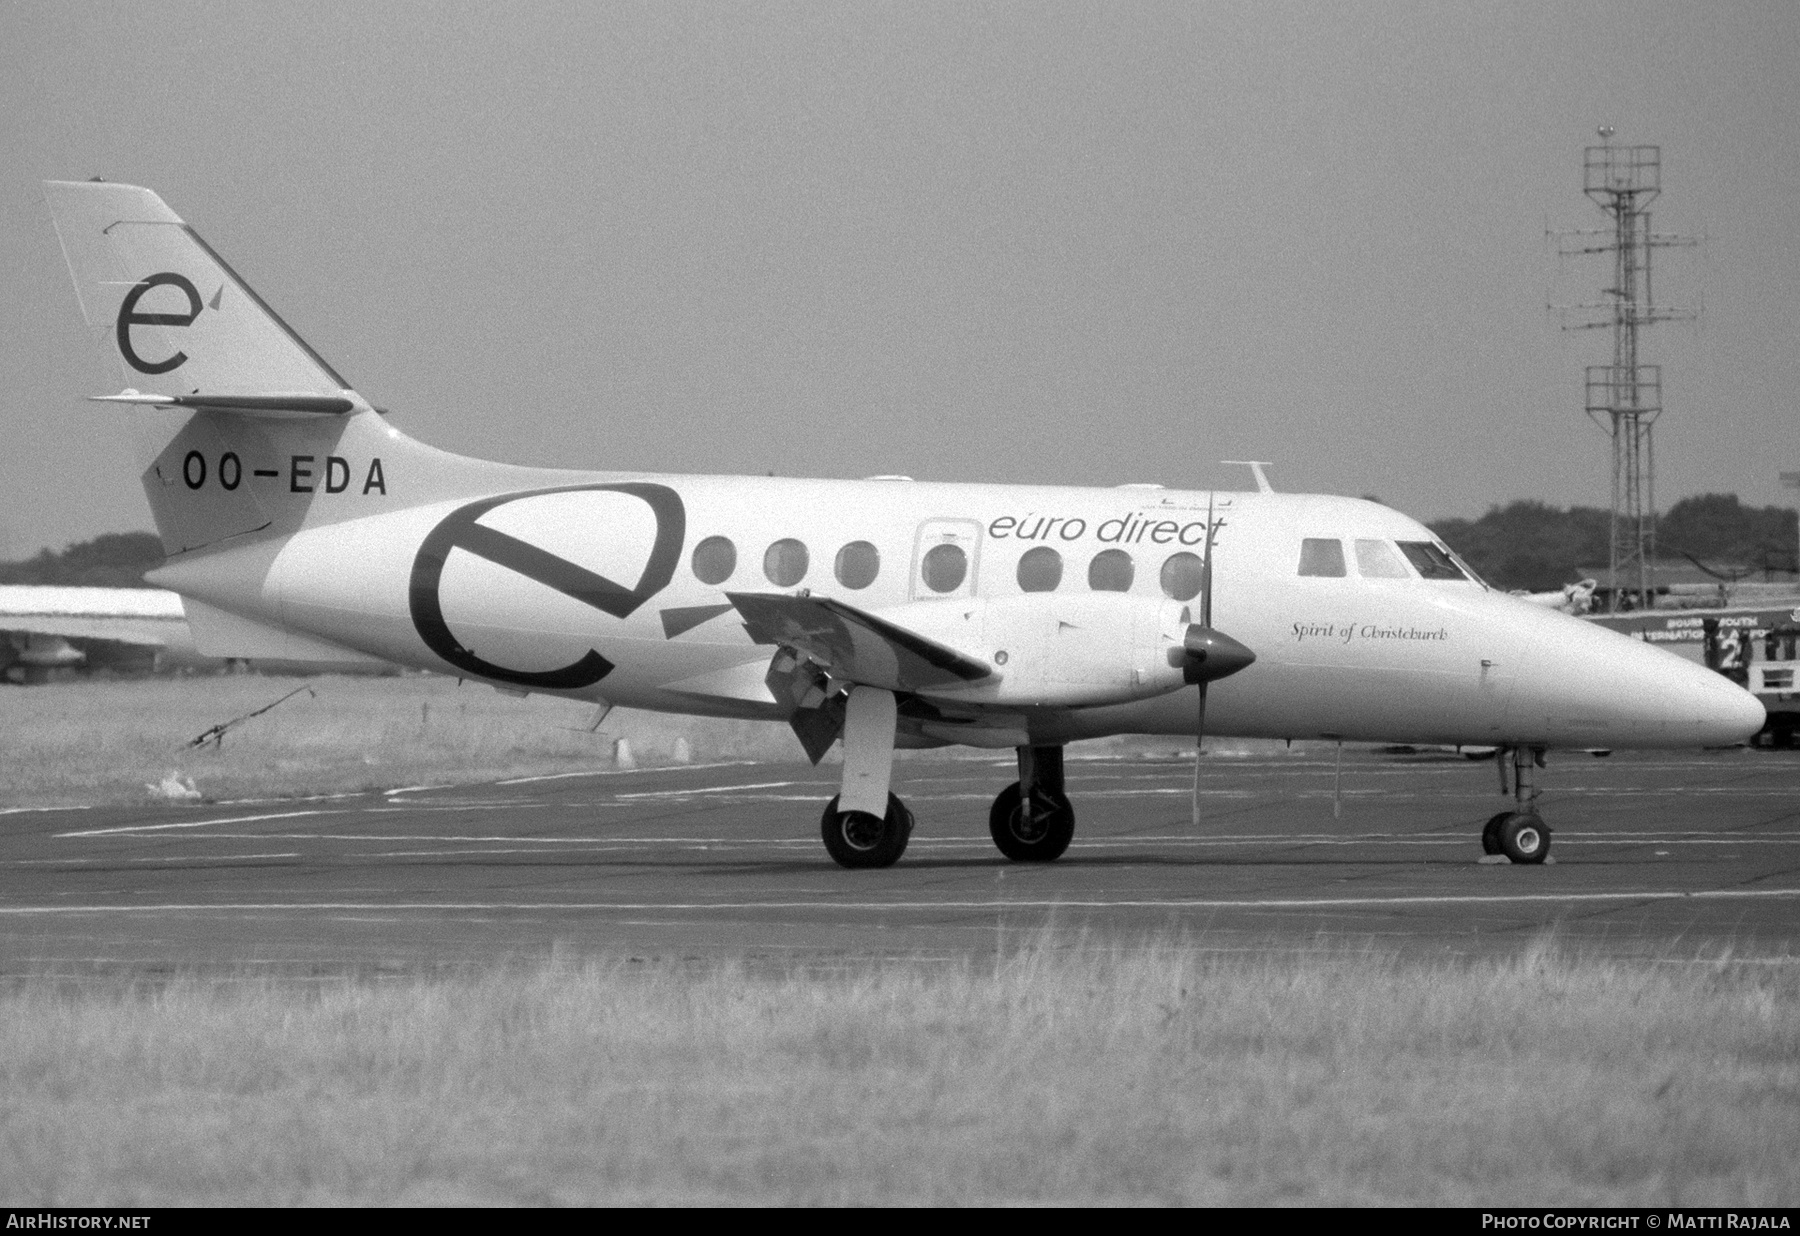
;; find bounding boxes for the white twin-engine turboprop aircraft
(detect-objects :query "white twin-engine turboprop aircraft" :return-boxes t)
[43,181,1764,868]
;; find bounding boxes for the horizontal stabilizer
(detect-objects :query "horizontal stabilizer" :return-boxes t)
[90,390,357,416]
[727,592,994,693]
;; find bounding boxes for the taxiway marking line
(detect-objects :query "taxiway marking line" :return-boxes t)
[55,810,341,838]
[495,762,747,786]
[2,888,1796,915]
[614,781,808,799]
[11,853,304,865]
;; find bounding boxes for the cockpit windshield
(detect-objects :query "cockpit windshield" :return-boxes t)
[1354,539,1410,578]
[1297,536,1488,588]
[1396,541,1467,581]
[1443,545,1489,588]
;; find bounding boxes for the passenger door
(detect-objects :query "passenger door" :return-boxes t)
[909,519,982,601]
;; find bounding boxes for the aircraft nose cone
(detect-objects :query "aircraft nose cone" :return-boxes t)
[1631,646,1766,746]
[1703,675,1769,745]
[1507,608,1767,748]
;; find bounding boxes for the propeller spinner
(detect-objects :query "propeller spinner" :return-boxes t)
[1172,625,1256,685]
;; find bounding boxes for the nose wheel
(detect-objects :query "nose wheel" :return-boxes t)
[1484,746,1551,864]
[1482,809,1549,864]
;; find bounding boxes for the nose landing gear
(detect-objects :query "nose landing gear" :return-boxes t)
[1483,745,1551,864]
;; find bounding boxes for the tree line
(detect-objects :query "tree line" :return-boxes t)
[1428,495,1799,592]
[0,532,165,589]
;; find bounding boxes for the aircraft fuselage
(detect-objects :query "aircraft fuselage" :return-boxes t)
[143,409,1759,754]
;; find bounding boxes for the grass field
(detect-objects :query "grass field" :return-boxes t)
[2,937,1795,1206]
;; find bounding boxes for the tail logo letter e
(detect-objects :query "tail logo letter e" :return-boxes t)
[116,272,202,375]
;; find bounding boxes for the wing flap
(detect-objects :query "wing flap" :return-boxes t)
[725,592,994,693]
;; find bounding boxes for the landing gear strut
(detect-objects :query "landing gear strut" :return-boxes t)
[1482,745,1550,864]
[820,684,913,869]
[989,744,1075,862]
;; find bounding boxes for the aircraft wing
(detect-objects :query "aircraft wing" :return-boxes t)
[725,592,994,693]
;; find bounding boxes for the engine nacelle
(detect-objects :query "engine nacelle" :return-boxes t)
[872,593,1195,707]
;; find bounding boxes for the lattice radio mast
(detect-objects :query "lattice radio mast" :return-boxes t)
[1555,128,1696,612]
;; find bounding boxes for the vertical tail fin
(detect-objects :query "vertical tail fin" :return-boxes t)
[43,180,355,401]
[44,181,393,556]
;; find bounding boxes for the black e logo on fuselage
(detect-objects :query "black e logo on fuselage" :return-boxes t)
[408,483,685,691]
[116,272,202,375]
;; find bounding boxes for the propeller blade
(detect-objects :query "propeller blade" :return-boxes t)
[1200,537,1213,629]
[1192,679,1207,827]
[1193,493,1216,827]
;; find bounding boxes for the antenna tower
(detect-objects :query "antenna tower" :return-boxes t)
[1555,129,1696,611]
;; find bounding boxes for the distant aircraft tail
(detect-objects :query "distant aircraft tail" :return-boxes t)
[43,180,359,403]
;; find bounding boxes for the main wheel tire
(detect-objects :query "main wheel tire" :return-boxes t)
[1481,811,1511,856]
[820,792,912,869]
[988,781,1075,862]
[1496,811,1550,865]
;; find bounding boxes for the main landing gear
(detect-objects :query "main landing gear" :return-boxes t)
[820,792,914,869]
[1482,745,1551,864]
[815,687,1078,869]
[989,744,1076,862]
[819,685,912,869]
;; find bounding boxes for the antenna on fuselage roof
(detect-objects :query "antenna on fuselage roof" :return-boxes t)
[1221,461,1275,494]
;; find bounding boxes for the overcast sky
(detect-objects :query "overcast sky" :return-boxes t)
[2,1,1795,558]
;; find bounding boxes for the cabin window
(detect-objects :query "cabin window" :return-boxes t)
[1088,548,1135,592]
[1159,552,1205,601]
[764,538,809,587]
[1016,546,1063,593]
[834,541,880,590]
[921,542,968,593]
[1297,538,1347,577]
[1354,539,1410,579]
[1396,541,1466,581]
[691,536,736,585]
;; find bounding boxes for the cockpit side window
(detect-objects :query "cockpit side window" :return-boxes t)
[1354,539,1411,579]
[1396,541,1467,581]
[1298,538,1347,577]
